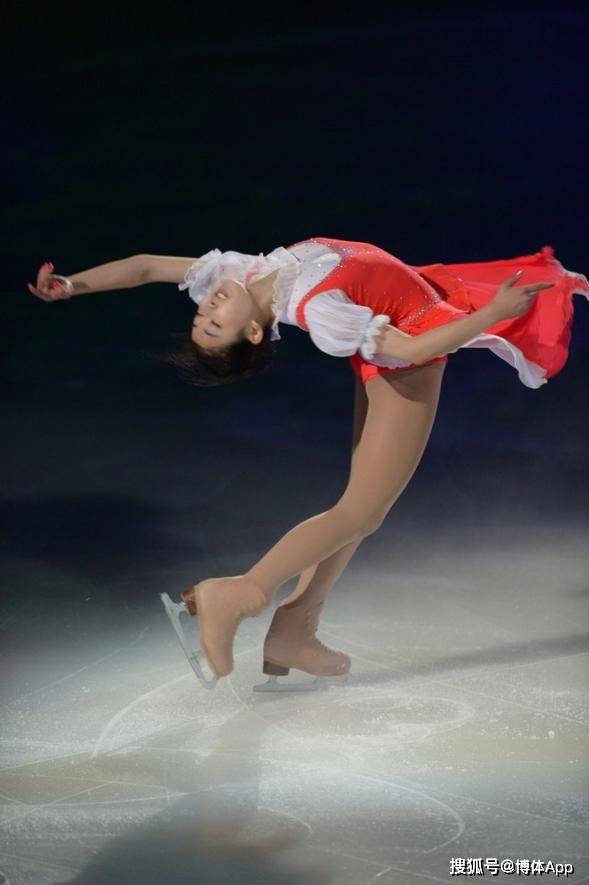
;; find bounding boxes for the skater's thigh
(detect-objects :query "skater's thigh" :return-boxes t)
[351,375,369,458]
[338,362,445,522]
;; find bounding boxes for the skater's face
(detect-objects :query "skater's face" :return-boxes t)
[190,279,260,351]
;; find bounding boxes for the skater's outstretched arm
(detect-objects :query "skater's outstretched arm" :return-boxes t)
[27,254,204,301]
[374,271,555,366]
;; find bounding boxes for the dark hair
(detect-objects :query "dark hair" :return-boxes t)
[159,324,278,387]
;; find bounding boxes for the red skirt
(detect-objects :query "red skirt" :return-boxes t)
[349,245,589,388]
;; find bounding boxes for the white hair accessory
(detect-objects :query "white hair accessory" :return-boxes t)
[179,246,300,341]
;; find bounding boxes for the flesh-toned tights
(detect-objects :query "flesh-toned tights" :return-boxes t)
[247,361,447,608]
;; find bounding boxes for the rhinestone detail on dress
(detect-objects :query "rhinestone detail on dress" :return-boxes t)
[286,238,445,330]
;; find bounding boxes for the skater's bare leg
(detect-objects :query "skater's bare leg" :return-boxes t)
[247,362,446,600]
[278,374,369,609]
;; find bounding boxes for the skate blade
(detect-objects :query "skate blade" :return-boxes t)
[253,672,350,693]
[159,592,219,691]
[253,674,320,692]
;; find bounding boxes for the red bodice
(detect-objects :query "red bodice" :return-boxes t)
[286,236,589,386]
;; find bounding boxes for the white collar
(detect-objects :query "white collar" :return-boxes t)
[181,246,301,343]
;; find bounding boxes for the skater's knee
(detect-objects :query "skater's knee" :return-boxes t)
[330,504,387,540]
[360,508,389,536]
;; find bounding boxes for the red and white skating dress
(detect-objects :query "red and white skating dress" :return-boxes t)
[179,236,589,389]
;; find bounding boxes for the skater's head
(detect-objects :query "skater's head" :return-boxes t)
[162,273,279,387]
[191,277,273,351]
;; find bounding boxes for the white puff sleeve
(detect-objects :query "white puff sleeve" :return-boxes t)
[177,250,223,304]
[304,289,414,367]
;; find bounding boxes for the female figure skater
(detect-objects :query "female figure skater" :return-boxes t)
[28,237,589,692]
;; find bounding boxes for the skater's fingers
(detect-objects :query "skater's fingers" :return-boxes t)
[515,283,555,298]
[29,266,72,301]
[27,282,50,301]
[34,278,52,297]
[504,270,524,286]
[33,280,52,299]
[36,264,52,287]
[525,282,554,292]
[28,282,62,302]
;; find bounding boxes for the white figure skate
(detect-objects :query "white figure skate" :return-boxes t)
[160,592,218,690]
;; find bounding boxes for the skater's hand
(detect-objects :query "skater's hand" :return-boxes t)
[490,270,554,321]
[27,262,75,302]
[370,323,414,360]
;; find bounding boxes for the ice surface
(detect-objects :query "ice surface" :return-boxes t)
[1,526,588,884]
